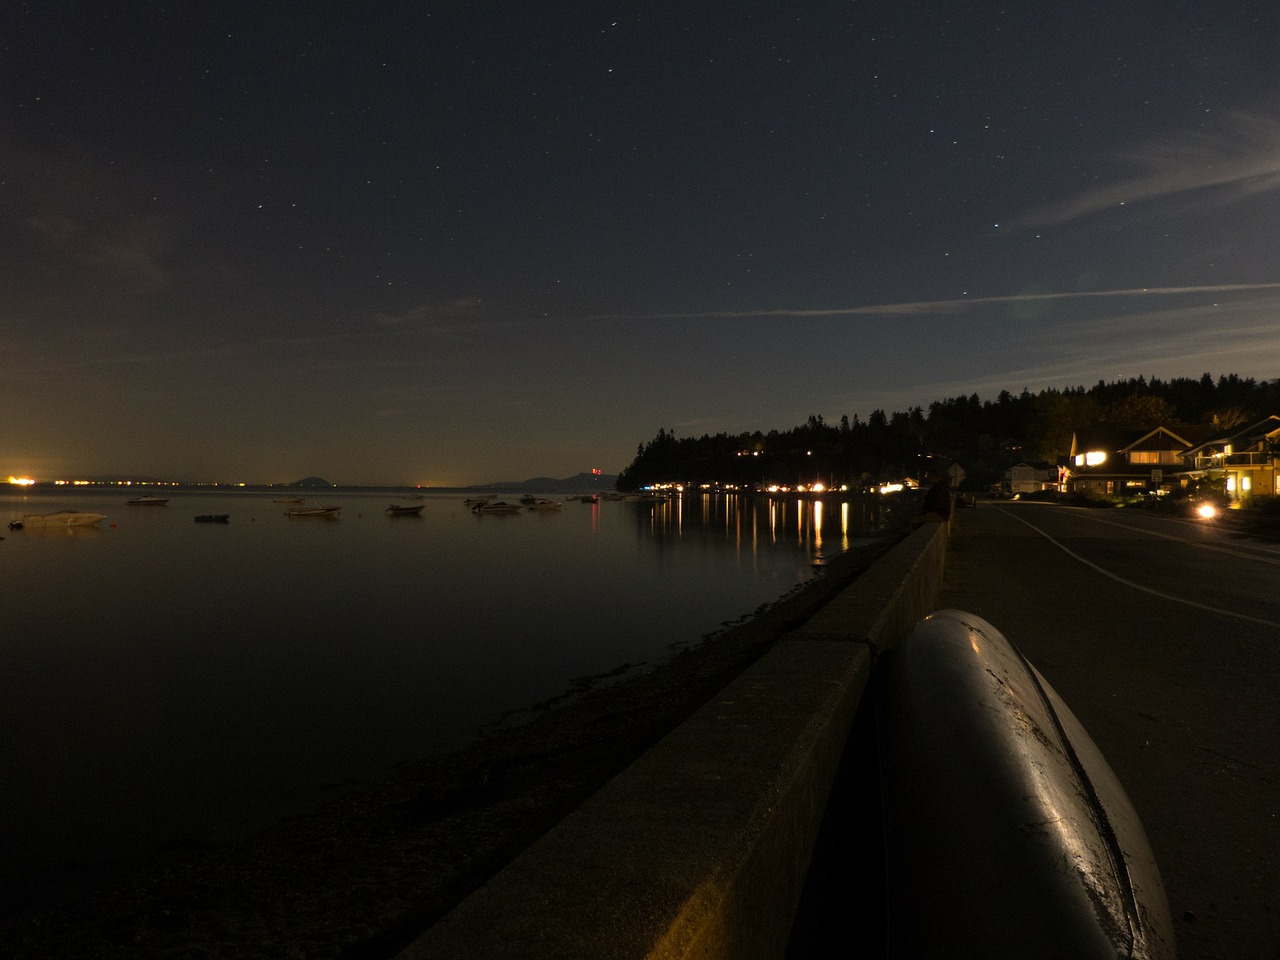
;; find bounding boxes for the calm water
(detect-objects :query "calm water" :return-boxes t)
[0,488,878,886]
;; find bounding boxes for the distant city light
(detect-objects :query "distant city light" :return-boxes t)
[7,475,35,486]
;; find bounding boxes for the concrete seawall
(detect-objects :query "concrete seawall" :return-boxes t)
[397,521,950,960]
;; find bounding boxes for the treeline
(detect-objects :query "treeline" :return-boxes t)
[616,373,1280,492]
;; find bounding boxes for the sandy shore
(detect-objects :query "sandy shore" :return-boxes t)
[1,533,902,960]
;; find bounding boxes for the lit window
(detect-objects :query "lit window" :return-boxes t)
[1084,451,1107,466]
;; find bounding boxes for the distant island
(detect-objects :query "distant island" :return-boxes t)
[283,476,334,488]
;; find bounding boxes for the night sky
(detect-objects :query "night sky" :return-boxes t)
[4,3,1280,486]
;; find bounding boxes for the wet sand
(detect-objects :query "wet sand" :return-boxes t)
[2,533,904,960]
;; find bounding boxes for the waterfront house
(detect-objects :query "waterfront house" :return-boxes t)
[1065,425,1199,497]
[1181,415,1280,503]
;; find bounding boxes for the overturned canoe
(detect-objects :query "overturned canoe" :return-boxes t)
[878,610,1176,959]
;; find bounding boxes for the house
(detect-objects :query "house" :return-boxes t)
[1181,416,1280,503]
[1065,425,1199,497]
[1002,461,1056,495]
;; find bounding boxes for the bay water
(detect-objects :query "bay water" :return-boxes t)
[0,488,874,888]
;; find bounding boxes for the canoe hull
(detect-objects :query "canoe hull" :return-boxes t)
[878,610,1176,959]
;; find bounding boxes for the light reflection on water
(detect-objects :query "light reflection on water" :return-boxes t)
[0,488,881,882]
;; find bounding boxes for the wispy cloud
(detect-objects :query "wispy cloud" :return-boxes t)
[1012,110,1280,228]
[25,212,170,294]
[374,297,488,328]
[580,283,1280,322]
[2,145,173,297]
[887,298,1280,406]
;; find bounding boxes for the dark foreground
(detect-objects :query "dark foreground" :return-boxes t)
[1,535,903,960]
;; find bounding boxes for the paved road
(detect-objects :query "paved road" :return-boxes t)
[937,501,1280,959]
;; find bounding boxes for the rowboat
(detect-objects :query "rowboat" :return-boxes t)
[286,504,341,518]
[386,504,425,516]
[9,511,107,529]
[127,496,169,505]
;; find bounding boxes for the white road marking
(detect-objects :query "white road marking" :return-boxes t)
[996,507,1280,631]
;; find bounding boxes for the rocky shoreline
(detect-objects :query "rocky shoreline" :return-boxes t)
[2,533,903,960]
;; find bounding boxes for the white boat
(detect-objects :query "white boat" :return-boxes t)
[286,503,341,518]
[471,500,522,514]
[10,511,107,529]
[127,496,169,505]
[528,499,563,511]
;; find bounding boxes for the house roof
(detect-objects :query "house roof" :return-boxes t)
[1122,426,1194,452]
[1069,424,1193,458]
[1185,415,1280,456]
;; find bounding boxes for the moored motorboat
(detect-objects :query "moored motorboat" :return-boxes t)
[127,496,170,505]
[286,503,341,518]
[471,500,521,514]
[386,504,425,516]
[10,511,107,529]
[528,499,563,511]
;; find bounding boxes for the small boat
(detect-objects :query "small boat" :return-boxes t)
[471,500,522,514]
[10,511,107,529]
[386,504,425,516]
[127,496,169,505]
[286,503,341,518]
[463,497,493,507]
[273,497,305,504]
[528,499,563,511]
[519,494,538,505]
[194,514,230,523]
